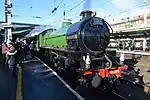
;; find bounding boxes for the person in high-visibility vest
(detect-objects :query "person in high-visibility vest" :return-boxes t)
[143,38,147,51]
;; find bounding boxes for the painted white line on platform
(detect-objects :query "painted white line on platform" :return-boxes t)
[22,60,39,63]
[116,50,150,56]
[36,57,85,100]
[112,91,128,100]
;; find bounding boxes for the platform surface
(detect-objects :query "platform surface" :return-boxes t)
[21,59,83,100]
[0,64,17,100]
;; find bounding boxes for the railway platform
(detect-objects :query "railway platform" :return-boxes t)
[0,58,84,100]
[0,63,17,100]
[21,58,83,100]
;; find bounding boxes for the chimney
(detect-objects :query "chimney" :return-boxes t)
[80,10,93,20]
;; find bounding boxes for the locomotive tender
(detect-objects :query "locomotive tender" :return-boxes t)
[38,10,128,89]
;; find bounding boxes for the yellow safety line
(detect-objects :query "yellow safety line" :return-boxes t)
[16,67,23,100]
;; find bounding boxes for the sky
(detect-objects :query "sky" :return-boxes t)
[0,0,150,27]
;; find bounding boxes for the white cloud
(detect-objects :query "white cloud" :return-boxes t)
[96,11,106,18]
[109,0,150,23]
[112,0,122,4]
[112,0,136,10]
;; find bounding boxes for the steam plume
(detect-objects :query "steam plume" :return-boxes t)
[83,0,92,10]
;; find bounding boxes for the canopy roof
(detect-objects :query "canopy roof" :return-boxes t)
[25,25,53,37]
[51,27,68,35]
[44,26,70,38]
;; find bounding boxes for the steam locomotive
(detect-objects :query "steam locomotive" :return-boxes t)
[37,10,128,90]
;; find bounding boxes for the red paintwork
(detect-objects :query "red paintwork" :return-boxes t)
[83,65,128,78]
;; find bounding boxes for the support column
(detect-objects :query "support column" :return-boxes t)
[4,0,12,43]
[144,0,147,27]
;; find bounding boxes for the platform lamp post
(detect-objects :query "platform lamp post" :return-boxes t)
[4,0,12,43]
[144,0,147,27]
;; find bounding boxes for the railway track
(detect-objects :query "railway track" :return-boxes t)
[36,48,150,100]
[37,57,150,100]
[74,78,150,100]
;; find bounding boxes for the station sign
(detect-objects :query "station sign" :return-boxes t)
[1,23,12,28]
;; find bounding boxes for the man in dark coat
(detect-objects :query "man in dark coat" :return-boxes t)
[14,38,23,65]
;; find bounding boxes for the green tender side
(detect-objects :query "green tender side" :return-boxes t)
[43,27,68,49]
[44,35,66,48]
[42,22,72,49]
[38,29,54,47]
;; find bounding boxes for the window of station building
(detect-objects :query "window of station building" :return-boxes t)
[116,25,119,28]
[120,23,126,28]
[118,24,121,28]
[136,20,139,25]
[147,19,150,24]
[132,21,136,26]
[139,20,143,24]
[113,26,116,28]
[125,24,128,28]
[136,20,140,25]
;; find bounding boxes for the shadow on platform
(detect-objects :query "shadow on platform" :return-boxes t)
[21,59,82,100]
[0,63,17,100]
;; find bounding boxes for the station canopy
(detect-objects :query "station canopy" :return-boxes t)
[0,24,32,36]
[25,25,53,37]
[51,27,69,35]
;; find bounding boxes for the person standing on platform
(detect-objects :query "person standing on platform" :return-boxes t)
[116,39,120,50]
[122,41,126,51]
[22,39,29,60]
[128,40,132,51]
[14,38,22,66]
[2,42,8,64]
[7,42,18,77]
[29,41,36,59]
[143,38,147,51]
[140,41,143,50]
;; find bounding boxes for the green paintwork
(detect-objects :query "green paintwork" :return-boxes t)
[45,35,66,48]
[43,29,55,38]
[37,29,54,47]
[36,22,72,49]
[43,27,69,48]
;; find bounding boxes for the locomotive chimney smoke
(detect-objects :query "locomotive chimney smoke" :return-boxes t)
[83,0,91,10]
[80,0,92,19]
